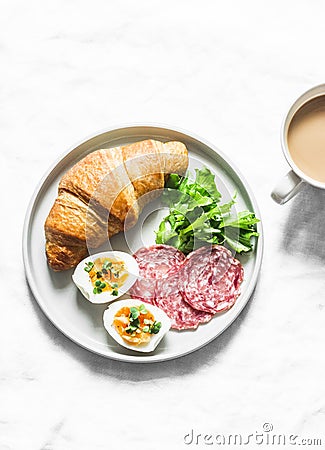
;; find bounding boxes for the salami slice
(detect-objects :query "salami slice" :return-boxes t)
[129,244,185,303]
[128,277,156,304]
[181,245,244,314]
[155,273,213,330]
[133,244,185,278]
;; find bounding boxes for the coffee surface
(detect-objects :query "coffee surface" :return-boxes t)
[288,95,325,182]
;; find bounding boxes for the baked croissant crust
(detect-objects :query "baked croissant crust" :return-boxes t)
[45,139,188,271]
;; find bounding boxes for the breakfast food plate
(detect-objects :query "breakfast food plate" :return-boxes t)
[23,124,263,363]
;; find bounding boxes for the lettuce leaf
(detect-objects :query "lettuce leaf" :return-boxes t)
[155,167,259,254]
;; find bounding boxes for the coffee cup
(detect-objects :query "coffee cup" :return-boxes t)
[271,83,325,204]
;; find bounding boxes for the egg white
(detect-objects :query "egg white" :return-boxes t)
[103,299,171,353]
[72,251,139,304]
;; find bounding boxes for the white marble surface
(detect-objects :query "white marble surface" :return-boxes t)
[2,0,325,449]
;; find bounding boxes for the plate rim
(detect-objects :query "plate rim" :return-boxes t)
[22,122,264,363]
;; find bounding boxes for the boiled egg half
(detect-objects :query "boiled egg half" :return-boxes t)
[103,299,171,353]
[72,251,139,304]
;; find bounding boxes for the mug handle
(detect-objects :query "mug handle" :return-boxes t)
[271,170,304,204]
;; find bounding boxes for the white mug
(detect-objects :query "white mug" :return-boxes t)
[271,83,325,204]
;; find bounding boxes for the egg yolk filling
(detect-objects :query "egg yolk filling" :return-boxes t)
[113,304,162,346]
[84,257,128,295]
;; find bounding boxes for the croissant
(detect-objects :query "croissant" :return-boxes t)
[45,139,188,271]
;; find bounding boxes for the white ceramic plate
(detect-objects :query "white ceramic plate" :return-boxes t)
[23,124,263,363]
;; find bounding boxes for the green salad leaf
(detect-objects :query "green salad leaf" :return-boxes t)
[155,168,259,254]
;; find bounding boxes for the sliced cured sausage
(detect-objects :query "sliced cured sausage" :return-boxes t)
[155,273,213,330]
[130,244,242,329]
[181,245,244,314]
[130,244,213,329]
[129,244,185,303]
[133,244,185,278]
